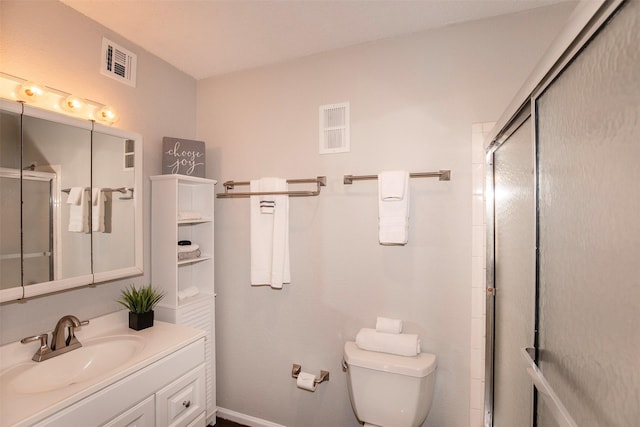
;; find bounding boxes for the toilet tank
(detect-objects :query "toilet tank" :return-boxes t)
[344,341,437,427]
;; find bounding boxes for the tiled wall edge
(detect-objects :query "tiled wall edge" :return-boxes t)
[470,122,494,427]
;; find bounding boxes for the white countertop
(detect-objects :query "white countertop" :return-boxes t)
[0,310,205,427]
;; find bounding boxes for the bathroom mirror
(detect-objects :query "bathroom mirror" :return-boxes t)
[0,102,23,300]
[0,100,143,302]
[91,125,141,282]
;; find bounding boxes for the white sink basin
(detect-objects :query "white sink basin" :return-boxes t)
[3,335,145,394]
[0,311,206,427]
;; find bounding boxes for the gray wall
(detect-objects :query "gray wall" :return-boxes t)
[196,4,575,426]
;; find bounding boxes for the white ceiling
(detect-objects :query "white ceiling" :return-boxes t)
[61,0,569,80]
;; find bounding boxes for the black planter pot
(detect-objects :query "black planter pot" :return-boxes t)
[129,310,154,331]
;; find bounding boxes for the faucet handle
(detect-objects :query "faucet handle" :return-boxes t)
[21,333,52,361]
[67,319,89,346]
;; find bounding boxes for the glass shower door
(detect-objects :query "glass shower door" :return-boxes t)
[490,117,536,426]
[535,0,640,425]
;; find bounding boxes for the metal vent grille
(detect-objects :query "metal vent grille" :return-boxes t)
[101,37,137,87]
[319,102,350,154]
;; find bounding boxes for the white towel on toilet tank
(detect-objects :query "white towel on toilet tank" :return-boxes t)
[378,170,410,245]
[355,328,421,356]
[250,177,291,289]
[376,316,403,334]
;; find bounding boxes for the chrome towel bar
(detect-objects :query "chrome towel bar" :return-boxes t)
[61,187,134,200]
[343,170,451,184]
[217,176,326,198]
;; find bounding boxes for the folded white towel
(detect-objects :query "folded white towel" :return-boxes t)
[378,171,410,245]
[66,187,83,205]
[91,188,106,232]
[355,328,420,356]
[178,243,200,253]
[376,316,403,334]
[67,187,88,233]
[178,249,201,261]
[379,171,407,200]
[178,210,203,221]
[250,177,291,289]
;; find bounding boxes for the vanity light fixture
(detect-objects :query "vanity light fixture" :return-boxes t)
[96,106,119,124]
[0,72,120,125]
[61,95,85,113]
[18,81,45,102]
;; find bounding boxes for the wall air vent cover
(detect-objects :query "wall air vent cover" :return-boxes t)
[100,37,137,87]
[319,102,350,154]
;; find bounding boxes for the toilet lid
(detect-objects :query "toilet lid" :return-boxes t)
[344,341,437,377]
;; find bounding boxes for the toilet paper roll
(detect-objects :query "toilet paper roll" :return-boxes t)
[296,372,317,392]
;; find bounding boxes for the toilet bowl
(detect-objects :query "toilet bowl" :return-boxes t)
[343,341,437,427]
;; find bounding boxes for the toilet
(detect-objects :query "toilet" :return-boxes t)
[343,341,437,427]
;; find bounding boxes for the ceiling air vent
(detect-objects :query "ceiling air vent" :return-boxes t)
[319,102,350,154]
[100,37,137,87]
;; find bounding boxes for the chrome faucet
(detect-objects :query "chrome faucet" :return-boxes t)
[21,315,89,362]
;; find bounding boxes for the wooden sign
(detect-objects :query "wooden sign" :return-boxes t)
[162,137,205,177]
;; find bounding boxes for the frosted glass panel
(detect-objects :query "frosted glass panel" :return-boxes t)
[492,118,535,426]
[536,1,640,425]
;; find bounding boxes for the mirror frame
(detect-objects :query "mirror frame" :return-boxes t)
[0,99,143,302]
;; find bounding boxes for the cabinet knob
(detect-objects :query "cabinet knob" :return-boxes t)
[183,400,191,408]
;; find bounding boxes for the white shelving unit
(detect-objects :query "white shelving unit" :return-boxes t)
[150,174,217,424]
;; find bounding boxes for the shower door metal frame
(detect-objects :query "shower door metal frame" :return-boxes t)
[0,167,60,288]
[484,105,535,426]
[483,0,626,425]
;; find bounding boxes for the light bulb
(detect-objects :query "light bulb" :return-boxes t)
[97,106,118,124]
[62,95,85,112]
[18,81,45,102]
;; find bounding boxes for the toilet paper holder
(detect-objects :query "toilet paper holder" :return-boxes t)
[292,364,330,385]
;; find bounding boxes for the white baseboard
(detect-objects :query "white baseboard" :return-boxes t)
[216,407,286,427]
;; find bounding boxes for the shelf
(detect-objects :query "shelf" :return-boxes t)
[177,255,212,266]
[178,218,213,225]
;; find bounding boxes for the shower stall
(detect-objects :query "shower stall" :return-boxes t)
[0,168,58,289]
[485,1,640,426]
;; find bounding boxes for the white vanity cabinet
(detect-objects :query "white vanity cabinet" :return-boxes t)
[32,339,206,427]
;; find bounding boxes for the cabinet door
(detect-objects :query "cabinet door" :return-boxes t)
[21,113,92,285]
[185,412,206,427]
[102,396,155,427]
[156,364,206,427]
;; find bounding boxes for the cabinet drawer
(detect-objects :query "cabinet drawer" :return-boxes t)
[102,395,154,427]
[156,364,205,427]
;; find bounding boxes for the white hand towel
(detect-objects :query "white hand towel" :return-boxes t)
[355,328,421,357]
[67,187,88,233]
[91,188,106,232]
[376,316,403,334]
[67,187,83,205]
[378,171,410,245]
[250,177,291,289]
